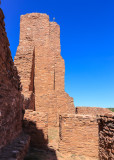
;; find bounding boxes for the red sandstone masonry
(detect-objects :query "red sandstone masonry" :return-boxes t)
[98,113,114,160]
[23,110,48,148]
[59,114,99,159]
[76,107,112,115]
[14,13,75,119]
[0,9,23,149]
[14,13,75,150]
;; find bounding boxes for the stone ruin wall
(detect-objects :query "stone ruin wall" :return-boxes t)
[14,13,76,150]
[59,114,99,160]
[0,8,23,149]
[23,110,48,148]
[0,9,30,159]
[14,12,114,159]
[1,5,113,159]
[98,113,114,160]
[14,13,75,127]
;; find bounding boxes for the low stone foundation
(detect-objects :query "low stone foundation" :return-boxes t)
[0,132,30,160]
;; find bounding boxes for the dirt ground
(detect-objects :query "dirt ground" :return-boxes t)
[24,147,98,160]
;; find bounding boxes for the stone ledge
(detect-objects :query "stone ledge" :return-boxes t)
[60,113,97,119]
[99,113,114,118]
[0,132,30,160]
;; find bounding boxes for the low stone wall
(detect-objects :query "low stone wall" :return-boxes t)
[59,114,99,159]
[98,113,114,160]
[76,107,111,116]
[23,109,48,148]
[0,132,30,160]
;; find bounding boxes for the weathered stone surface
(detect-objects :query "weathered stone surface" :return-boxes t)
[0,9,23,149]
[14,13,75,118]
[59,114,99,159]
[76,106,112,116]
[98,113,114,160]
[14,13,75,152]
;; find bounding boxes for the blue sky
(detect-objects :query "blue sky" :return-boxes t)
[1,0,114,108]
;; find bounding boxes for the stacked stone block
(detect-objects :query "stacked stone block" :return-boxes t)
[98,113,114,160]
[59,114,99,159]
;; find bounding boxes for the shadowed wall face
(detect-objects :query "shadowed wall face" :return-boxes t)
[0,9,23,149]
[15,13,75,121]
[23,110,48,148]
[98,113,114,160]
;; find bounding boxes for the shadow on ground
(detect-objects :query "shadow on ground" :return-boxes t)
[24,147,58,160]
[23,119,57,160]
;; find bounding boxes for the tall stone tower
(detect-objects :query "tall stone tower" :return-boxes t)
[15,13,75,127]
